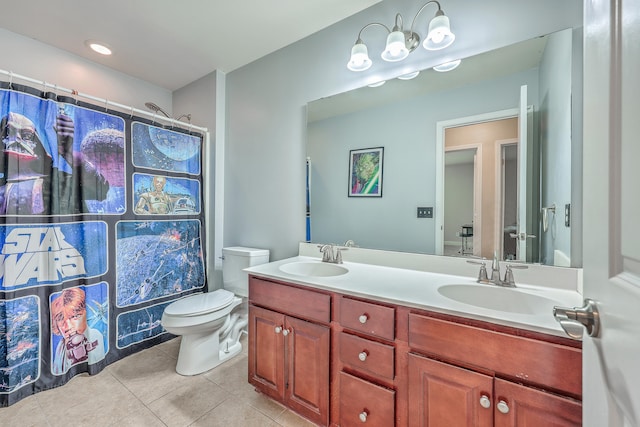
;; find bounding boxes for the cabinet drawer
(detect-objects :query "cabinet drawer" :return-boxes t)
[249,276,330,324]
[339,297,395,340]
[408,312,582,398]
[339,332,395,381]
[339,372,395,427]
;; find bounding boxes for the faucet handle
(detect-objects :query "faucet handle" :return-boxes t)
[335,247,346,264]
[503,264,528,287]
[466,260,489,283]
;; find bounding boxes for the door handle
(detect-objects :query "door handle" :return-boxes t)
[553,299,600,339]
[509,232,537,240]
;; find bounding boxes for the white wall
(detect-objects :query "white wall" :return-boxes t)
[225,0,583,261]
[0,28,171,113]
[445,163,474,245]
[538,29,574,265]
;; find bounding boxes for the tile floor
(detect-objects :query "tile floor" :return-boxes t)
[0,334,316,427]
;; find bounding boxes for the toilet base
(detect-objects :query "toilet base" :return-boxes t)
[174,313,247,376]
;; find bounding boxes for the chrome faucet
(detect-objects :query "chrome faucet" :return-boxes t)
[466,252,528,287]
[318,244,345,264]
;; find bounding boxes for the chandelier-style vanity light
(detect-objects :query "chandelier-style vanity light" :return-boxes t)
[347,1,455,72]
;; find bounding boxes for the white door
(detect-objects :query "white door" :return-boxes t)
[515,85,536,262]
[580,0,640,425]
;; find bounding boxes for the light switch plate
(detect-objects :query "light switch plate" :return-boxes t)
[417,207,433,218]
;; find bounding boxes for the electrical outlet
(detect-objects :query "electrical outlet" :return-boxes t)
[417,207,433,218]
[565,204,571,227]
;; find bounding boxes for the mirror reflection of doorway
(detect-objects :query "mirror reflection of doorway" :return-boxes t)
[443,117,519,259]
[444,148,480,257]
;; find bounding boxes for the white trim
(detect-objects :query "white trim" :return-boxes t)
[214,71,226,271]
[436,108,519,256]
[494,138,519,260]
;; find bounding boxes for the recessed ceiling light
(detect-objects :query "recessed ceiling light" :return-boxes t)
[85,40,112,56]
[367,80,386,88]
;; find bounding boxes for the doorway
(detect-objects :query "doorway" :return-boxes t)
[436,111,520,259]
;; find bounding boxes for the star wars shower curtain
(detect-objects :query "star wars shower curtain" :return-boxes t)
[0,83,206,407]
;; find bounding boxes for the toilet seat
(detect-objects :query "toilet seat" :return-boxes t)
[165,290,235,317]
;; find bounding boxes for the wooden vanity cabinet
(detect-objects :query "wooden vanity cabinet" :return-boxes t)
[407,311,582,427]
[248,274,583,427]
[334,296,397,427]
[248,276,331,426]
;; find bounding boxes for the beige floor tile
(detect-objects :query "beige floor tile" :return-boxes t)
[156,335,181,358]
[0,394,49,427]
[275,409,320,427]
[108,345,193,404]
[107,405,166,427]
[147,375,228,427]
[38,371,147,427]
[190,397,280,427]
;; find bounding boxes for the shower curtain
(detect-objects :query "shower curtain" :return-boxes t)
[0,83,206,407]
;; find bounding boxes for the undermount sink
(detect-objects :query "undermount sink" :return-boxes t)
[279,261,348,277]
[437,284,558,315]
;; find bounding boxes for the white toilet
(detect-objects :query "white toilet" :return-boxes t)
[161,246,269,375]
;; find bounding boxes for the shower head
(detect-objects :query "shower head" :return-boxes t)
[144,102,170,118]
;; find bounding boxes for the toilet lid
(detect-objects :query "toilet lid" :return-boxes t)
[164,289,235,317]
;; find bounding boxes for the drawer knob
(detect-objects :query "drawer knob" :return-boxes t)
[274,326,282,334]
[358,350,369,361]
[282,328,291,336]
[358,314,369,324]
[479,395,491,409]
[497,400,510,414]
[359,410,368,422]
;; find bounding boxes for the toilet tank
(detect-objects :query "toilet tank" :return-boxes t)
[222,247,270,297]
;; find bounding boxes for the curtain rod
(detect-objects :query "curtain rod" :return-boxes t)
[0,68,208,133]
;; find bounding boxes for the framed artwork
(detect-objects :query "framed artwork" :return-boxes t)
[348,147,383,197]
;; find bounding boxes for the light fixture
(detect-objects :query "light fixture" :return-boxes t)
[85,40,112,56]
[347,1,455,72]
[398,71,421,80]
[433,59,461,72]
[367,80,386,88]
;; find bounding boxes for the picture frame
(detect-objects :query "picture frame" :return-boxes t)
[348,147,383,197]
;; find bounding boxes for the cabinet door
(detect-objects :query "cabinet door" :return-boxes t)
[285,316,330,426]
[248,305,285,401]
[408,353,493,427]
[494,378,581,427]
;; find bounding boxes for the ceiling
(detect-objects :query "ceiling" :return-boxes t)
[0,0,380,91]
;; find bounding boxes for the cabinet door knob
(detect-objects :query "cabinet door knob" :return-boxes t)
[282,328,291,336]
[359,410,368,422]
[358,314,369,324]
[358,350,368,361]
[274,326,282,334]
[479,394,491,409]
[497,400,510,414]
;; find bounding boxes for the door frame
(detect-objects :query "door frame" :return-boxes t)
[436,108,519,256]
[495,138,519,260]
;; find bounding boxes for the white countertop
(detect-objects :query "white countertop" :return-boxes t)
[245,255,584,339]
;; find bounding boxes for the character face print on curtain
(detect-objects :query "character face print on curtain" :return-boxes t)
[0,89,125,215]
[0,83,206,407]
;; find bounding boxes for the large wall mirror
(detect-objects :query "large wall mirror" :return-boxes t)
[306,27,583,267]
